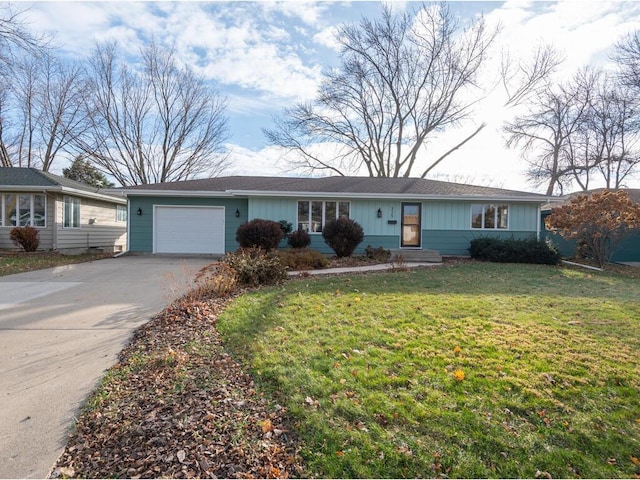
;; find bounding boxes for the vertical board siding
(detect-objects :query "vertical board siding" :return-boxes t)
[425,230,540,255]
[129,196,247,253]
[423,201,539,231]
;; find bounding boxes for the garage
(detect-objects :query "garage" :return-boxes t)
[154,205,225,254]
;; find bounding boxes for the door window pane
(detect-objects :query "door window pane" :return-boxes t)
[64,196,80,228]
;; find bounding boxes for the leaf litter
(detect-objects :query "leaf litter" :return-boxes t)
[50,295,304,479]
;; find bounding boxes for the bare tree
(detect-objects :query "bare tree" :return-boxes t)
[0,3,48,73]
[265,4,559,179]
[613,30,640,91]
[76,41,229,186]
[504,69,595,195]
[2,54,88,170]
[0,3,50,167]
[265,3,498,178]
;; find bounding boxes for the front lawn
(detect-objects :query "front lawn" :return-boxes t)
[0,251,110,276]
[218,262,640,478]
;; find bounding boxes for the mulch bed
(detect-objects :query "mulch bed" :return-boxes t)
[50,295,304,479]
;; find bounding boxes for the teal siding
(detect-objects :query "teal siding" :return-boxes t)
[310,234,397,255]
[424,201,538,231]
[425,230,539,256]
[128,196,247,253]
[248,197,297,223]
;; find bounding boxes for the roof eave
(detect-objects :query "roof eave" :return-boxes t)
[229,189,551,203]
[0,185,127,204]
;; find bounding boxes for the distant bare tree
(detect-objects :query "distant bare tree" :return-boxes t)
[2,54,88,170]
[0,4,48,73]
[504,69,595,195]
[500,43,565,107]
[613,30,640,91]
[0,3,50,167]
[76,42,229,186]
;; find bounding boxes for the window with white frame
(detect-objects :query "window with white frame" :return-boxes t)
[63,196,80,228]
[116,204,127,222]
[471,204,508,229]
[297,200,350,233]
[0,193,46,227]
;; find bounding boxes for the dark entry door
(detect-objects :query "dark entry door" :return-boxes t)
[401,203,421,247]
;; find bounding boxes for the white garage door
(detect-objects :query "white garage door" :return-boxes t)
[154,206,225,254]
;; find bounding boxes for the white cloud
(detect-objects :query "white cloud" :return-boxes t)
[313,25,340,50]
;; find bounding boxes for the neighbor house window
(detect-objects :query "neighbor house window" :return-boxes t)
[63,196,80,228]
[471,204,508,229]
[0,193,46,227]
[116,205,127,222]
[297,200,350,233]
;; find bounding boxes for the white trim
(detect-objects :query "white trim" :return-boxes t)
[0,186,126,204]
[469,203,510,231]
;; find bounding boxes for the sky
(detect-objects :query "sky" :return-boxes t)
[20,0,640,192]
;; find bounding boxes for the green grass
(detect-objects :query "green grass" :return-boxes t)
[0,251,109,276]
[218,262,640,478]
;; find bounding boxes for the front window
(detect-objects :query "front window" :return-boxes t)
[297,200,350,233]
[471,204,508,230]
[1,193,46,227]
[63,196,80,228]
[116,205,127,222]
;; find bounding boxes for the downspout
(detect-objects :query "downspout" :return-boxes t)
[49,191,58,250]
[536,204,541,241]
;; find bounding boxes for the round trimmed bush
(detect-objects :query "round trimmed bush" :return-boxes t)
[288,229,311,249]
[236,219,284,251]
[322,217,364,258]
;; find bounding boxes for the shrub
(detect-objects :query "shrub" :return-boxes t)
[221,248,288,286]
[10,226,40,252]
[236,219,284,251]
[469,237,560,265]
[288,229,311,249]
[193,262,238,297]
[277,248,329,270]
[279,220,293,237]
[364,245,391,262]
[322,217,364,258]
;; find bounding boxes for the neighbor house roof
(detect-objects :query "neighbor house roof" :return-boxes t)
[0,167,126,203]
[542,188,640,211]
[122,176,551,202]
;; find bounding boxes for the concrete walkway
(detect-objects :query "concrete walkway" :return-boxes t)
[288,261,442,276]
[0,256,213,479]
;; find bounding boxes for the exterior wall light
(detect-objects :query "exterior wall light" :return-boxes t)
[235,209,240,218]
[377,208,382,218]
[137,208,142,216]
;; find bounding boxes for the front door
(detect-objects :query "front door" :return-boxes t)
[401,202,421,247]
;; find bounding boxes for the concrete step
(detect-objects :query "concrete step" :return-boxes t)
[389,249,442,263]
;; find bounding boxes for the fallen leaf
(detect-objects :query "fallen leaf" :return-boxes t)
[177,449,186,463]
[631,455,640,466]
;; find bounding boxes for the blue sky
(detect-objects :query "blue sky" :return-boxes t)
[23,1,640,191]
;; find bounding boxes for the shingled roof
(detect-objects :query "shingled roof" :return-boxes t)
[125,175,549,200]
[0,167,124,201]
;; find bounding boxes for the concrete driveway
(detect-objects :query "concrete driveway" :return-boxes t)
[0,255,214,479]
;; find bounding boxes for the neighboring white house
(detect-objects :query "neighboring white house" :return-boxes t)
[0,168,127,254]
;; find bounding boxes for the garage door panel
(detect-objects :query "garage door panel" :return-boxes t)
[154,206,225,254]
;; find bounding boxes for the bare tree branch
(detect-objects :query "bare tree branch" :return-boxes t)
[75,41,229,186]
